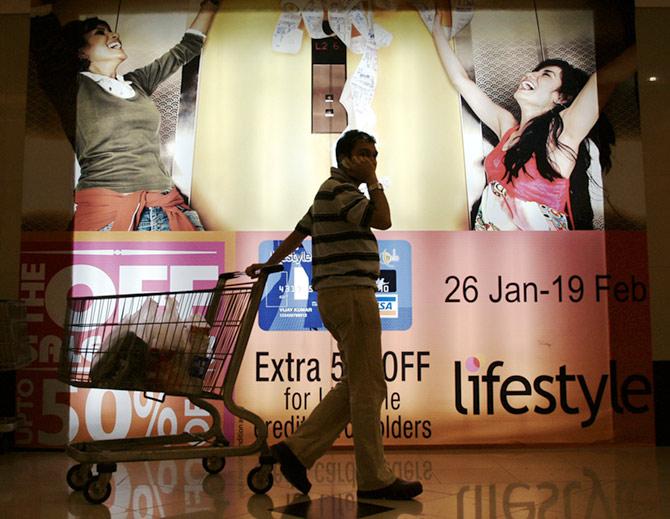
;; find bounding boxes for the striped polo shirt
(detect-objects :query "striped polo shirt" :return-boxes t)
[296,168,380,290]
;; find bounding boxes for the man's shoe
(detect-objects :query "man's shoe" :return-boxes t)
[357,478,423,500]
[270,442,312,494]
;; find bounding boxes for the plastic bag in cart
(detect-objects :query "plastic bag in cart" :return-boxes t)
[89,296,212,393]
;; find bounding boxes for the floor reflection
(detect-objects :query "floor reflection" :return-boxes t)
[0,446,667,518]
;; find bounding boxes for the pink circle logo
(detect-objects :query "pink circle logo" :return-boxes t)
[465,356,480,372]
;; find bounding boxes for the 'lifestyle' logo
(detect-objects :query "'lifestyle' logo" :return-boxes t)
[454,359,651,427]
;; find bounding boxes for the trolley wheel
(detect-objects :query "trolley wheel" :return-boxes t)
[66,464,93,491]
[202,456,226,474]
[83,476,112,505]
[247,466,274,494]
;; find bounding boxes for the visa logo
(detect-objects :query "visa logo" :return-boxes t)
[377,294,398,318]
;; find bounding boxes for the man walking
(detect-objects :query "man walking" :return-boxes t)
[246,130,422,500]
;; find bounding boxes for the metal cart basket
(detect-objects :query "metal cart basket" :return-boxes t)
[58,266,282,504]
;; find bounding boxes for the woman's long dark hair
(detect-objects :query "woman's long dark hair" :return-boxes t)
[502,59,614,229]
[62,17,113,72]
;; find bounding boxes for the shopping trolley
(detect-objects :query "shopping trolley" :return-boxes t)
[58,266,283,504]
[0,300,32,451]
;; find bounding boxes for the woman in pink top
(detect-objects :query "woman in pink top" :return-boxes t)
[431,7,633,230]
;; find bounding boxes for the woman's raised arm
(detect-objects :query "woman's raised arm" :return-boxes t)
[431,8,516,139]
[190,0,220,36]
[560,46,636,148]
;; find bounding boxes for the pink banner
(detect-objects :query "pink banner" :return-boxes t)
[233,231,654,445]
[17,234,228,448]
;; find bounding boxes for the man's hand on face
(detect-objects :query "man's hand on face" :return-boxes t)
[341,140,378,184]
[342,155,377,184]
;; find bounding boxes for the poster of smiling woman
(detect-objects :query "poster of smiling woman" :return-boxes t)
[429,0,641,231]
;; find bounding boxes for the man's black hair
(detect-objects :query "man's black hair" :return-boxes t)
[335,130,376,168]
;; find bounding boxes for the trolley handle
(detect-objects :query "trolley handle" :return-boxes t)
[205,265,283,325]
[216,264,284,282]
[256,264,284,275]
[218,271,242,281]
[243,264,284,279]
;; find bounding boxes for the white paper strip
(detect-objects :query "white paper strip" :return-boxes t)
[302,0,330,39]
[450,0,474,38]
[409,0,436,31]
[340,39,379,136]
[327,0,355,47]
[411,0,474,39]
[349,4,371,40]
[372,22,392,48]
[272,1,306,54]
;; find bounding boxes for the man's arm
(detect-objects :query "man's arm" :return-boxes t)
[245,229,307,278]
[367,186,391,230]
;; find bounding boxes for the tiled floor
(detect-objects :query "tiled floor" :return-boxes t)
[0,445,668,518]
